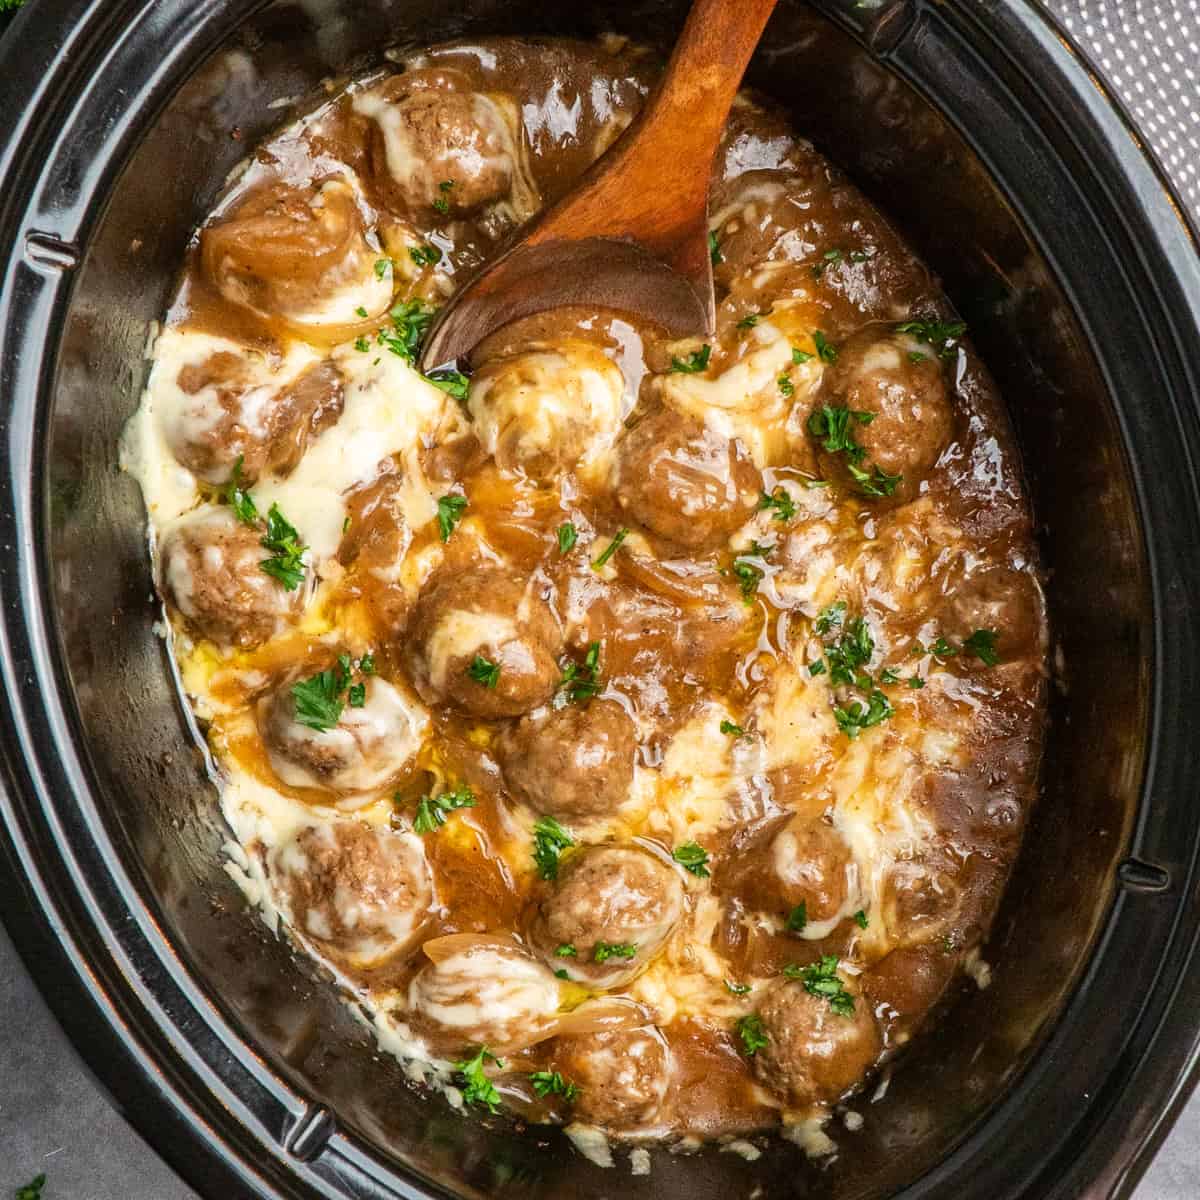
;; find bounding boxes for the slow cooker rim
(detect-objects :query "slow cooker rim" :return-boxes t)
[1,2,1199,1199]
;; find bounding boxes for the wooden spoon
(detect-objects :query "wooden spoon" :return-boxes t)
[419,0,780,369]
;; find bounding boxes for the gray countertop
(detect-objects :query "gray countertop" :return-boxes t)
[2,0,1199,1197]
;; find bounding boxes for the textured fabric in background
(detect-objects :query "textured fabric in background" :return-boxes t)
[1042,0,1200,215]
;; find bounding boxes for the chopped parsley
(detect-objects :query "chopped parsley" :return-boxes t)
[777,373,795,397]
[557,641,602,704]
[792,346,814,364]
[909,351,928,363]
[433,179,454,215]
[378,298,436,364]
[931,636,959,659]
[732,557,764,603]
[834,688,894,738]
[896,317,967,358]
[467,654,500,689]
[669,344,712,374]
[290,660,352,731]
[907,675,925,689]
[810,248,844,279]
[815,600,847,636]
[436,493,468,541]
[672,841,711,878]
[854,909,869,929]
[374,258,392,279]
[725,979,752,996]
[593,941,638,963]
[554,943,576,958]
[786,902,808,932]
[409,243,441,267]
[720,719,746,737]
[735,1013,768,1056]
[737,312,762,329]
[790,954,855,1017]
[347,682,366,707]
[412,786,476,834]
[359,652,376,675]
[964,627,1001,666]
[259,503,307,590]
[354,335,370,352]
[847,461,903,498]
[554,968,569,979]
[221,456,258,525]
[759,487,796,522]
[813,331,839,363]
[425,368,470,401]
[808,405,873,458]
[529,1071,579,1102]
[808,659,827,676]
[824,615,875,686]
[454,1045,503,1111]
[879,667,901,684]
[556,522,579,556]
[592,528,629,569]
[532,815,573,880]
[709,231,723,265]
[15,1176,46,1200]
[354,305,368,319]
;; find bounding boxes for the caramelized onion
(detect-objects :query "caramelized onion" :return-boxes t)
[420,931,518,963]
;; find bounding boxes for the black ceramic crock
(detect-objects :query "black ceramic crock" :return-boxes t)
[1,1,1199,1197]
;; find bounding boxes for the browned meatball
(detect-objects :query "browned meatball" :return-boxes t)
[338,473,415,638]
[166,355,344,486]
[258,674,427,795]
[552,1025,672,1129]
[728,813,856,935]
[813,323,954,497]
[614,405,761,551]
[527,845,684,988]
[360,72,515,217]
[200,179,385,320]
[947,561,1044,664]
[752,974,882,1107]
[158,506,306,649]
[404,566,562,718]
[880,857,962,949]
[271,821,433,967]
[498,698,637,820]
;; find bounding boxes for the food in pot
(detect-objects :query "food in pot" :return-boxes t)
[123,34,1047,1157]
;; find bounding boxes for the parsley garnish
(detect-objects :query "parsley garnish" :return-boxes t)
[895,317,967,358]
[824,615,875,686]
[848,461,903,498]
[556,522,578,554]
[436,493,468,541]
[909,351,928,363]
[409,243,441,267]
[777,373,794,397]
[554,943,576,958]
[454,1045,503,1111]
[879,667,901,684]
[813,331,838,363]
[810,249,843,279]
[413,786,476,834]
[789,954,855,1017]
[732,556,763,602]
[854,909,869,929]
[425,369,469,401]
[735,1013,768,1056]
[354,335,370,352]
[963,627,1000,666]
[808,405,873,459]
[467,655,500,689]
[834,688,894,738]
[221,456,258,525]
[592,528,629,569]
[15,1176,46,1200]
[907,675,925,689]
[672,842,711,878]
[720,719,746,737]
[815,601,847,635]
[529,1071,579,1101]
[759,487,796,522]
[709,231,723,265]
[931,637,959,659]
[359,652,376,675]
[557,641,602,705]
[433,179,454,215]
[378,298,436,364]
[532,816,573,880]
[259,503,307,590]
[725,979,751,996]
[593,941,638,963]
[347,682,366,707]
[669,344,711,374]
[291,661,350,731]
[354,305,368,318]
[374,258,392,279]
[792,346,814,364]
[786,902,808,932]
[737,312,761,329]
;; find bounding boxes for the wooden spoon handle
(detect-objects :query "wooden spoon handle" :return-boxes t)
[526,0,779,269]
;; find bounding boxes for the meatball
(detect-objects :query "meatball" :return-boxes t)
[200,179,390,323]
[259,674,428,796]
[752,974,882,1107]
[614,405,761,550]
[404,566,562,719]
[947,561,1043,664]
[880,858,962,949]
[165,354,344,486]
[730,813,857,936]
[357,73,516,217]
[552,1025,671,1129]
[408,941,560,1054]
[527,846,684,988]
[271,821,432,967]
[158,506,306,649]
[813,323,954,497]
[497,698,637,820]
[468,344,625,481]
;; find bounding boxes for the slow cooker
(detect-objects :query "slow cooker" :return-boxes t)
[1,0,1199,1197]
